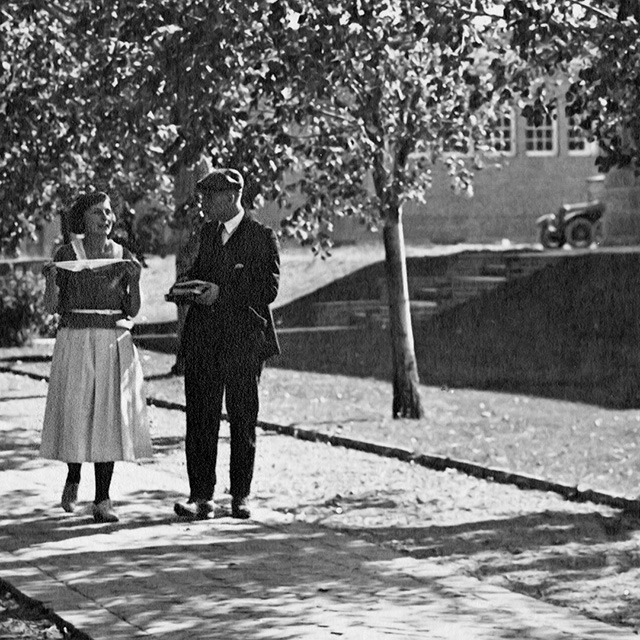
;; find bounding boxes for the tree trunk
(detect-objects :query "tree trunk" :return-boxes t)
[171,158,211,375]
[383,212,424,419]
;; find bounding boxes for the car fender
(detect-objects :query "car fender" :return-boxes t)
[562,201,605,225]
[536,213,555,226]
[563,211,600,226]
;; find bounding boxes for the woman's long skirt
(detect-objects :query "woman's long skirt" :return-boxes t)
[40,327,152,462]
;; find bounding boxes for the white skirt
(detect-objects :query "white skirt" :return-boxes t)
[40,327,152,462]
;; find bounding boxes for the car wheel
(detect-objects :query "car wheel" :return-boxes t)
[566,218,594,249]
[539,226,562,249]
[592,220,604,246]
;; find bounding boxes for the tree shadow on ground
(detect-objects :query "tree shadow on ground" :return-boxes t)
[338,509,640,558]
[0,429,41,472]
[279,493,640,630]
[3,486,640,637]
[4,486,640,639]
[0,432,191,473]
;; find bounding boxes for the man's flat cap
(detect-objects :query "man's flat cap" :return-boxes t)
[196,168,244,193]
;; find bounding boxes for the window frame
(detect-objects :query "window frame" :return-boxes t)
[567,125,598,157]
[485,109,517,158]
[524,113,558,157]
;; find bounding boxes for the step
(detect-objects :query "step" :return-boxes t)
[504,253,564,279]
[412,285,453,302]
[451,275,507,302]
[313,300,387,326]
[313,300,438,327]
[449,253,489,275]
[481,262,509,277]
[378,276,452,303]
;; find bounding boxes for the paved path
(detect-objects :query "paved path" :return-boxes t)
[1,371,637,639]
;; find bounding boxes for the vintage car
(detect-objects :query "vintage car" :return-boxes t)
[536,200,605,249]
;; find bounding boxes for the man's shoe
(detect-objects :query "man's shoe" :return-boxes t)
[174,500,214,520]
[231,497,251,520]
[61,482,79,513]
[93,499,119,523]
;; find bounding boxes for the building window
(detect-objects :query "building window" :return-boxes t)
[487,110,516,156]
[524,113,557,156]
[568,124,598,156]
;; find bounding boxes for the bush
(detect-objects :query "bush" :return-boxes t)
[0,267,56,347]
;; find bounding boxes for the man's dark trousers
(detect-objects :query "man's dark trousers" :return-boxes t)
[184,338,260,502]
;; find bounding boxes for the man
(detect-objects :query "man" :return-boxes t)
[172,168,280,520]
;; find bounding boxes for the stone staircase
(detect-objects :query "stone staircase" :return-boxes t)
[310,250,564,329]
[131,248,569,349]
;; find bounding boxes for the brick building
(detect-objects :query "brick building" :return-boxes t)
[18,101,617,258]
[257,102,603,247]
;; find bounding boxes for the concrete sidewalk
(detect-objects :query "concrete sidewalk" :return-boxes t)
[1,371,638,640]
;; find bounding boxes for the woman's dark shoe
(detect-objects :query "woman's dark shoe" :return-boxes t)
[231,497,251,519]
[60,482,79,513]
[174,500,214,520]
[93,499,119,523]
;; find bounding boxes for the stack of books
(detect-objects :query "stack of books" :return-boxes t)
[165,280,210,304]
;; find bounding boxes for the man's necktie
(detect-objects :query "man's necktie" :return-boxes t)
[215,223,225,247]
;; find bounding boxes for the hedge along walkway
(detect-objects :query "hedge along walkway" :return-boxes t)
[2,346,639,515]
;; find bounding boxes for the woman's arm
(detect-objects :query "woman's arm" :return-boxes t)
[42,263,59,314]
[42,245,67,314]
[123,257,143,317]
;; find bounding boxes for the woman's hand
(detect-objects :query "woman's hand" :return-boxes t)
[41,262,57,280]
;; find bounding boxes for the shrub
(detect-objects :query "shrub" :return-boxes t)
[0,266,55,347]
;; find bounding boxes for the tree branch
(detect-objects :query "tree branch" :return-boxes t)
[422,0,501,20]
[37,1,75,26]
[568,0,618,23]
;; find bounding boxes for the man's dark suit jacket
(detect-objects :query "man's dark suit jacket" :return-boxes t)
[181,214,280,367]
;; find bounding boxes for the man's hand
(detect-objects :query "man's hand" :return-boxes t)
[194,282,220,306]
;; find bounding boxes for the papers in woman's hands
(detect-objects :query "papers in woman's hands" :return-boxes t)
[165,280,210,303]
[56,259,129,271]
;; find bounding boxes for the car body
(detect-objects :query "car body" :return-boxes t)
[536,200,605,249]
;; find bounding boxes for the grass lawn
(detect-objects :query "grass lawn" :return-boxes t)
[10,238,640,502]
[138,241,391,324]
[138,240,522,324]
[139,349,640,501]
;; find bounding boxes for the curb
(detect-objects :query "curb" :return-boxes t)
[2,361,639,516]
[256,421,640,515]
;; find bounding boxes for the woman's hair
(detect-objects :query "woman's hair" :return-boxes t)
[67,191,111,235]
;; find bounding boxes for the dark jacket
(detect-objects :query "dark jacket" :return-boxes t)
[182,215,280,365]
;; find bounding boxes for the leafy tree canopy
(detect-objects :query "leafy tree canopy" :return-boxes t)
[2,0,638,255]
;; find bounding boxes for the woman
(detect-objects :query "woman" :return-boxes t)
[40,192,152,523]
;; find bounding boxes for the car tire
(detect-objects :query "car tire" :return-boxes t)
[566,218,594,249]
[592,220,604,246]
[539,226,562,249]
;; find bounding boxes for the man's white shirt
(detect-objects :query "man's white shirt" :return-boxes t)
[219,210,244,245]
